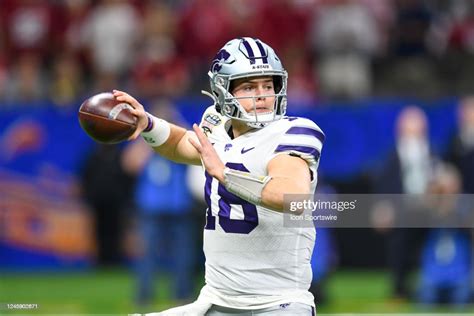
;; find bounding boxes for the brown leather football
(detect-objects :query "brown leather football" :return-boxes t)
[78,92,137,144]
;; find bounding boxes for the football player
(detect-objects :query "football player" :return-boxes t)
[117,37,324,315]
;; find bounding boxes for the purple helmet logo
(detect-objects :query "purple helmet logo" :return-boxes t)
[211,49,231,73]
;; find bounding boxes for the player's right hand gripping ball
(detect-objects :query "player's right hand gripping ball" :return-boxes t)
[78,92,137,144]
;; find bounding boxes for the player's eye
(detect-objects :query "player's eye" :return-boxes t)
[243,85,254,92]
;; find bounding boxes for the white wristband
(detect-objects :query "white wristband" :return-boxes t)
[140,113,171,147]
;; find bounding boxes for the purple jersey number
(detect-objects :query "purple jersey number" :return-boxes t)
[204,163,258,234]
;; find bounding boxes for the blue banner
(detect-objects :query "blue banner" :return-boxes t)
[0,104,96,270]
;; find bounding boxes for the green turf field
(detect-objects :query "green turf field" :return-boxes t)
[1,269,473,315]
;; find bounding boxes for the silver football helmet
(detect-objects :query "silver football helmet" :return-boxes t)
[202,37,288,128]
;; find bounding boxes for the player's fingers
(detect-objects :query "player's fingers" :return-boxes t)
[128,107,146,118]
[127,129,141,141]
[127,127,141,141]
[112,89,131,98]
[125,107,148,135]
[112,89,131,100]
[113,90,143,110]
[192,124,210,147]
[192,124,204,142]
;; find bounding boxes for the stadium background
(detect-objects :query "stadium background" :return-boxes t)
[1,0,473,314]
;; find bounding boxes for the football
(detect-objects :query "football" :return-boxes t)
[78,92,137,144]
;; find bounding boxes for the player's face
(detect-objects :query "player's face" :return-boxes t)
[231,76,276,114]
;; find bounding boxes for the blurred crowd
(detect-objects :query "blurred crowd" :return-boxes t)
[371,98,474,307]
[3,0,474,107]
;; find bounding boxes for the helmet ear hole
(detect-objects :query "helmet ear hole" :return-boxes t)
[276,96,285,115]
[228,80,236,95]
[209,88,222,113]
[273,76,283,94]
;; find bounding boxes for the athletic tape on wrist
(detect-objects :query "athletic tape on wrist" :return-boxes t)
[140,113,171,147]
[223,167,272,205]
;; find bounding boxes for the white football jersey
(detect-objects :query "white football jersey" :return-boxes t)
[196,106,324,309]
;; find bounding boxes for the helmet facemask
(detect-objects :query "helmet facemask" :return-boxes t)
[210,71,288,128]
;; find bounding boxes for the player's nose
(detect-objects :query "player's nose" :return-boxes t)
[255,85,266,100]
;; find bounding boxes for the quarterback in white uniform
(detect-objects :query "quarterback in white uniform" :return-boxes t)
[116,37,324,315]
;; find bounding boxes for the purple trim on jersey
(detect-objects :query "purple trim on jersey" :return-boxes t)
[205,171,212,206]
[242,39,256,65]
[275,144,321,161]
[286,126,325,143]
[255,40,268,63]
[227,162,247,172]
[204,171,215,230]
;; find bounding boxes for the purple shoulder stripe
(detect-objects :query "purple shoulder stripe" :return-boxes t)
[285,126,325,143]
[274,144,321,161]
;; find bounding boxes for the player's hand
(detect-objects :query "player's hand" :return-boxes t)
[189,124,225,182]
[112,89,148,140]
